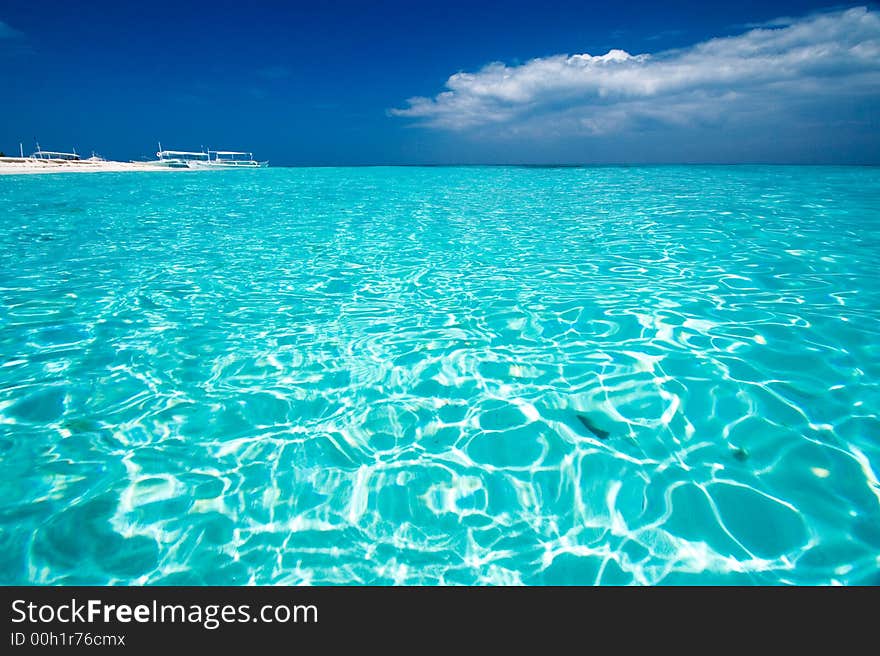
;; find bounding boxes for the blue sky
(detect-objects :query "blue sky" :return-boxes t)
[0,1,877,164]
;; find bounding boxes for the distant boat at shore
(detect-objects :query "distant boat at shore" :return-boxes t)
[149,144,210,168]
[0,140,269,174]
[150,143,268,169]
[1,141,174,174]
[199,150,269,169]
[30,143,81,162]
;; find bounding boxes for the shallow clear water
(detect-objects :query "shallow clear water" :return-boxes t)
[1,166,879,585]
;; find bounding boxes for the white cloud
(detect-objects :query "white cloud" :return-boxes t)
[0,20,23,39]
[391,7,880,138]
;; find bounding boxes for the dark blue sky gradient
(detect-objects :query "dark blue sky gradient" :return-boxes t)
[0,1,871,164]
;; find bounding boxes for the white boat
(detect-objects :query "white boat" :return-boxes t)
[193,150,268,168]
[148,143,210,168]
[30,144,81,161]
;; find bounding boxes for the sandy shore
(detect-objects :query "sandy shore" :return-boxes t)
[0,158,180,175]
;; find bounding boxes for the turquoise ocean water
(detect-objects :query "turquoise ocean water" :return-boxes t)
[1,166,879,585]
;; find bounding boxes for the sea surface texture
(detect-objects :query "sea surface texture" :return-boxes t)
[1,166,879,585]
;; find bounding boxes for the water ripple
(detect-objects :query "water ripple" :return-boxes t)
[1,166,879,585]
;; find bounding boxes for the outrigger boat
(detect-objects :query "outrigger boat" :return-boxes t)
[146,144,266,168]
[193,150,268,168]
[30,144,81,161]
[149,143,210,168]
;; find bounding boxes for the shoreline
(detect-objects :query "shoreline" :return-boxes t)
[0,158,181,175]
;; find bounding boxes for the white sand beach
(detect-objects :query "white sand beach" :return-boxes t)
[0,157,178,175]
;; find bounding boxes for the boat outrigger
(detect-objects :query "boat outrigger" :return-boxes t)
[30,144,81,161]
[196,150,269,168]
[147,144,267,169]
[0,139,269,174]
[150,143,210,168]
